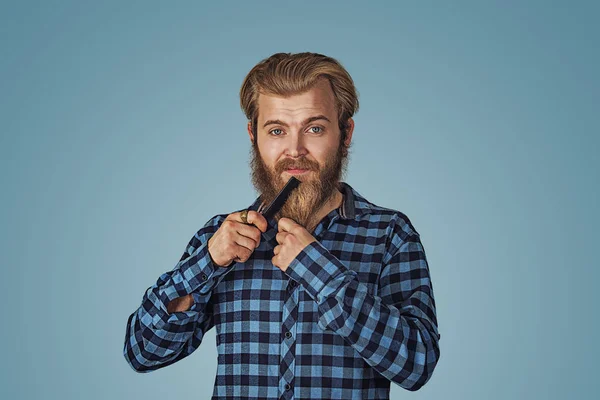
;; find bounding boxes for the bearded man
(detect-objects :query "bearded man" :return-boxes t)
[124,52,441,399]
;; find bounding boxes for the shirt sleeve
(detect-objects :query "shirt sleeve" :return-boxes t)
[284,224,441,391]
[123,215,235,372]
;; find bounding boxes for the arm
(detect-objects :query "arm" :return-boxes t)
[123,215,234,372]
[284,222,440,391]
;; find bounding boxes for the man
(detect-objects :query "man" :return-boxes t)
[123,52,441,399]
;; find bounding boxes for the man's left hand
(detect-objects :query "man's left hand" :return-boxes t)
[272,217,317,272]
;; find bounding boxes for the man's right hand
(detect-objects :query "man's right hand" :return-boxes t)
[207,210,268,268]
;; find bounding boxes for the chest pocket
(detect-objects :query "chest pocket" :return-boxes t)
[326,247,382,298]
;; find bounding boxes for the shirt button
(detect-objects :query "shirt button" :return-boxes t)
[285,383,291,391]
[287,281,296,292]
[201,273,208,281]
[285,331,292,339]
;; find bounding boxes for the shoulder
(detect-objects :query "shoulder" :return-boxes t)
[348,184,420,242]
[354,194,425,262]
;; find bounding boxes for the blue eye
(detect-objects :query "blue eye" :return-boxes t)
[310,127,322,133]
[270,129,283,136]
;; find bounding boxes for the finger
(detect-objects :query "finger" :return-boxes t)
[247,210,268,232]
[273,245,280,255]
[225,212,240,222]
[226,211,252,225]
[277,217,297,232]
[234,223,262,248]
[275,232,288,244]
[233,233,258,252]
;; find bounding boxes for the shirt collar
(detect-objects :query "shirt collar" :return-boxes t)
[248,181,372,220]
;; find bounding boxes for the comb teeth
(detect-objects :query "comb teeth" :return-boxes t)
[261,177,301,220]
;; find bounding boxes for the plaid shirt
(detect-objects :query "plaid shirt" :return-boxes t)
[123,182,441,399]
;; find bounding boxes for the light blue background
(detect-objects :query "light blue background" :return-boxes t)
[1,1,598,399]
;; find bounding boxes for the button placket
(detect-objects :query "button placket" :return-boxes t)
[279,277,298,399]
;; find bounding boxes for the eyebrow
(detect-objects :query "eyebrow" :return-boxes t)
[262,115,331,128]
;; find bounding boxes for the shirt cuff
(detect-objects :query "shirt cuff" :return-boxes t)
[285,240,357,304]
[152,309,198,329]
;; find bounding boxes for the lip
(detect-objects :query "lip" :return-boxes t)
[285,169,310,175]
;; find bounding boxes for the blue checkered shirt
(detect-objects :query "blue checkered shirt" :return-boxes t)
[124,182,441,399]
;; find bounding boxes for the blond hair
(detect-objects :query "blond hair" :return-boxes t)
[240,52,359,142]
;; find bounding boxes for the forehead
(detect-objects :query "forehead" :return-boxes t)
[256,78,337,123]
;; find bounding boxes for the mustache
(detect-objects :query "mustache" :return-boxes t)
[275,158,319,174]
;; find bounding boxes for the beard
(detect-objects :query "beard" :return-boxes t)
[250,138,349,230]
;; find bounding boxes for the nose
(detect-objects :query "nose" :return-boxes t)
[284,132,307,158]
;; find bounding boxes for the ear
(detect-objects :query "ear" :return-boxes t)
[343,117,354,147]
[247,121,255,143]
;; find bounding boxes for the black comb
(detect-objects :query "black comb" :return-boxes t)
[261,176,301,220]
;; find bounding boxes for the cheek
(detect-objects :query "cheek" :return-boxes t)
[307,142,336,166]
[258,142,281,167]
